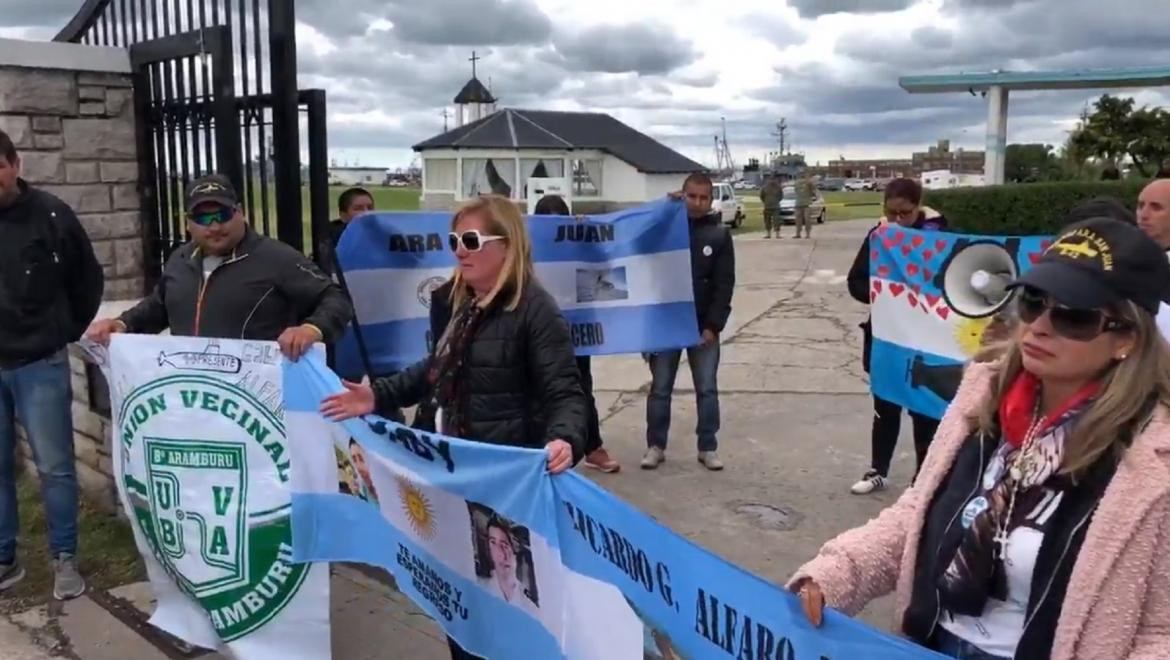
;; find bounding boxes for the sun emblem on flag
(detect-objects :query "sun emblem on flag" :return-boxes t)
[954,316,993,356]
[396,476,437,540]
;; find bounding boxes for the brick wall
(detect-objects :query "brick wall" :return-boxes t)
[1,45,143,511]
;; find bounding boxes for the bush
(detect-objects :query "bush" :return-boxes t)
[926,180,1147,235]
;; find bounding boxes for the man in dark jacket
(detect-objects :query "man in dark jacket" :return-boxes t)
[86,174,353,358]
[642,172,736,471]
[318,186,374,276]
[0,129,103,599]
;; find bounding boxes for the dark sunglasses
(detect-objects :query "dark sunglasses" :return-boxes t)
[448,230,505,252]
[189,206,234,227]
[1015,286,1131,342]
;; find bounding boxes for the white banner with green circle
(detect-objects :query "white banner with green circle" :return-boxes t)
[88,334,330,658]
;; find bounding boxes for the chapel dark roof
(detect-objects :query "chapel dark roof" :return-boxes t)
[414,109,705,174]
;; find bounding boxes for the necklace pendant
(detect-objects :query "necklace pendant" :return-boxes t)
[1009,465,1023,481]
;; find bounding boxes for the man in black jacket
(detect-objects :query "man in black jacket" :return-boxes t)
[318,186,374,276]
[642,172,736,471]
[0,129,103,599]
[86,174,353,358]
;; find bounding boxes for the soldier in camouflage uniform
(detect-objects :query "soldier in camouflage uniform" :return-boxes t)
[793,171,816,239]
[759,175,784,239]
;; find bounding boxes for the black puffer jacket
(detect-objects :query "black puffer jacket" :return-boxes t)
[690,212,736,334]
[372,280,588,461]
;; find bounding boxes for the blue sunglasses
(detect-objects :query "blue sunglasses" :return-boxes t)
[189,206,235,227]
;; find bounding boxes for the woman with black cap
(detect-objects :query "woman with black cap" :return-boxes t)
[789,217,1170,659]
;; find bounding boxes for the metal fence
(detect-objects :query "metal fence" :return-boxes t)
[56,0,329,288]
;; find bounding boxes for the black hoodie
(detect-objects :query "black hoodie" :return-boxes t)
[0,179,103,367]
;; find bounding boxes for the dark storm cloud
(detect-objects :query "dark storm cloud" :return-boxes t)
[386,0,552,46]
[553,24,697,75]
[787,0,917,18]
[3,0,80,30]
[298,0,551,45]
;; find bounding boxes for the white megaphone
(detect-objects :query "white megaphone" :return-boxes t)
[941,241,1019,318]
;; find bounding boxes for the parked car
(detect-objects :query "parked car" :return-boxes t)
[712,182,746,228]
[777,186,826,225]
[843,179,868,191]
[817,177,845,191]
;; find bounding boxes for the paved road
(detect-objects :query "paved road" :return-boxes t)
[3,218,926,658]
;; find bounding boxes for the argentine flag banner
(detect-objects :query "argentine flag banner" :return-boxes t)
[79,335,331,659]
[869,225,1049,419]
[286,352,943,659]
[333,198,700,378]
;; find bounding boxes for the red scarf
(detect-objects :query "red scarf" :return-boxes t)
[998,371,1101,447]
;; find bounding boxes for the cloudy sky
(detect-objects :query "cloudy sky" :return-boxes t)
[5,0,1170,170]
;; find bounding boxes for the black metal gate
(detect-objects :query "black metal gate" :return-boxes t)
[56,0,330,290]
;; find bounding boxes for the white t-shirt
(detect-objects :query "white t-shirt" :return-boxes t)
[1157,303,1170,342]
[203,254,225,281]
[940,488,1065,658]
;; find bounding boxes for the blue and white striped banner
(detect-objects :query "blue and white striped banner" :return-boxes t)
[333,199,700,378]
[285,353,944,659]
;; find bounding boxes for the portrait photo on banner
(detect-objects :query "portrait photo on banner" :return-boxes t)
[333,434,380,507]
[468,503,541,616]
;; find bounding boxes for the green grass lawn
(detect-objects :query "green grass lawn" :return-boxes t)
[733,190,883,234]
[280,186,882,242]
[0,475,144,612]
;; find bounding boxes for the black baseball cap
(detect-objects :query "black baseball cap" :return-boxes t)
[1009,217,1170,314]
[186,174,239,213]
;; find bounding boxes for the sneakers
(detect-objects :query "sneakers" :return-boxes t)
[0,560,25,592]
[53,553,86,600]
[850,470,889,495]
[640,446,665,470]
[765,232,772,239]
[584,447,621,473]
[697,451,724,471]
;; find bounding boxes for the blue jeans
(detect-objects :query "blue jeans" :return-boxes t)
[934,629,1011,660]
[0,349,79,563]
[646,343,721,451]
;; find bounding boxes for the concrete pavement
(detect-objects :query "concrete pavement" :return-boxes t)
[1,218,925,658]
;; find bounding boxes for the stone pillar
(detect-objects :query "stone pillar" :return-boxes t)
[1,40,142,511]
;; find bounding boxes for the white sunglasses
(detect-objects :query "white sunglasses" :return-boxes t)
[448,230,506,252]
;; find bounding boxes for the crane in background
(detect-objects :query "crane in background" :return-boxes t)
[713,117,736,180]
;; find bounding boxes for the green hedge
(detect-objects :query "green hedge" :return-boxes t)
[926,180,1146,235]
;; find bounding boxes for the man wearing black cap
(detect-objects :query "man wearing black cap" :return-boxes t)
[86,174,353,357]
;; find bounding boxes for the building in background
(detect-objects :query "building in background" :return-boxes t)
[328,166,388,186]
[414,108,704,213]
[812,158,913,180]
[912,140,984,174]
[921,169,986,190]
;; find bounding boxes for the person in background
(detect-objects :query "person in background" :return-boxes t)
[791,217,1170,660]
[793,170,816,239]
[533,194,620,472]
[320,186,375,276]
[1136,178,1170,250]
[642,172,735,471]
[846,177,948,495]
[759,174,785,239]
[320,194,586,660]
[1134,178,1170,339]
[0,128,103,600]
[86,174,353,360]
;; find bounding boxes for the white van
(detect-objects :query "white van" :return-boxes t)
[711,182,745,228]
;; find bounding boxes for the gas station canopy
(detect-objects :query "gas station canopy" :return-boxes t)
[896,66,1170,185]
